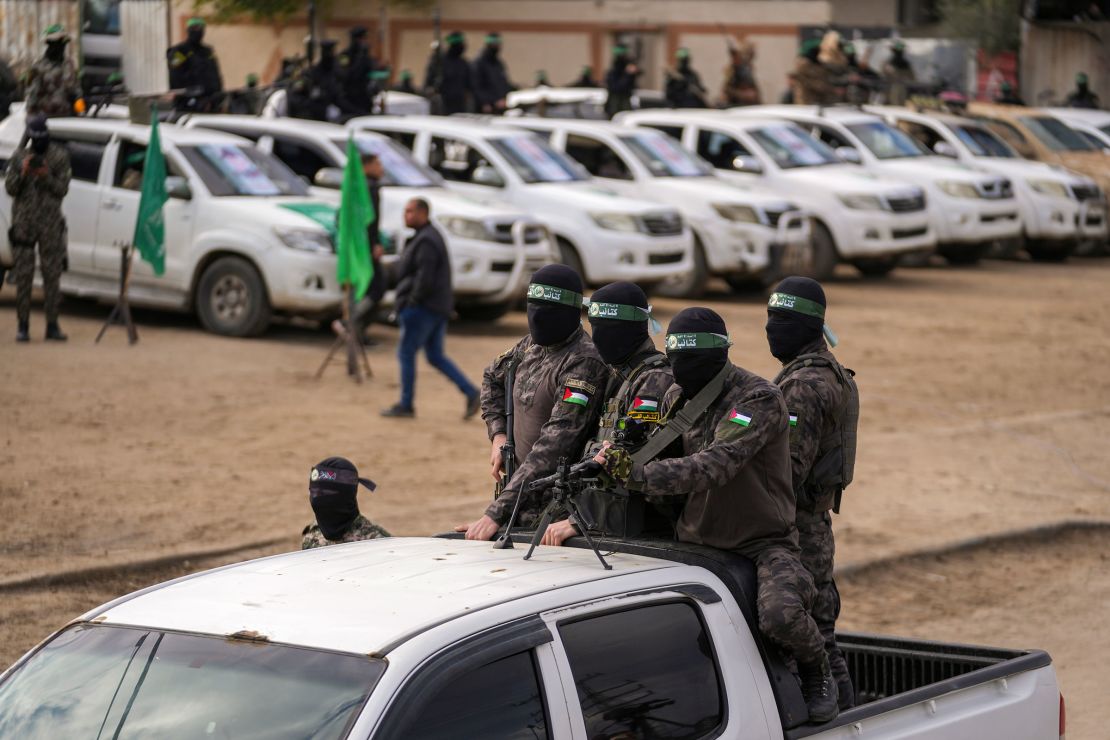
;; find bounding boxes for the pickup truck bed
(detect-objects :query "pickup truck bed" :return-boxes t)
[452,532,1053,734]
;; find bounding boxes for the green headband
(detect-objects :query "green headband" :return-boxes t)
[767,292,825,320]
[528,283,583,308]
[665,332,732,352]
[485,34,501,44]
[613,44,628,55]
[587,300,663,333]
[446,32,464,44]
[676,48,690,59]
[186,17,206,28]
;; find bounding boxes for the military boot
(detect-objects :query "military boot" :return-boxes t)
[16,320,30,343]
[799,656,839,723]
[45,321,67,342]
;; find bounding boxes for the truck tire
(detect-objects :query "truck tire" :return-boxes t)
[195,256,272,337]
[852,256,900,277]
[455,302,511,322]
[556,237,586,283]
[1024,239,1074,262]
[655,235,708,298]
[937,242,988,265]
[809,221,839,281]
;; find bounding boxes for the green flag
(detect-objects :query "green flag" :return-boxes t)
[133,112,168,276]
[336,136,374,300]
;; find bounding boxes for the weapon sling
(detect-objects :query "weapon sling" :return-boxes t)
[631,363,730,466]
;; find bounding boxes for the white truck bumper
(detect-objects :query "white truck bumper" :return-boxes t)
[838,210,934,258]
[582,229,694,285]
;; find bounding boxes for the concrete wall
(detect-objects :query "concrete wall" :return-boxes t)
[170,0,832,104]
[828,0,897,27]
[1020,21,1110,107]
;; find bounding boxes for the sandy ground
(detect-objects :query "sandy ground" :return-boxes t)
[2,259,1109,734]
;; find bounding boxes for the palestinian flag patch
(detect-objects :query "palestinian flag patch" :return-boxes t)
[631,396,659,413]
[563,387,591,407]
[728,409,752,427]
[789,414,798,427]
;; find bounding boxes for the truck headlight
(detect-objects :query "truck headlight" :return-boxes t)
[274,228,333,254]
[590,212,642,232]
[837,194,884,211]
[1026,179,1070,199]
[441,216,493,241]
[711,203,762,223]
[937,181,981,199]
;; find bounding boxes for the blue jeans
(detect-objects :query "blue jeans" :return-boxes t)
[397,305,477,409]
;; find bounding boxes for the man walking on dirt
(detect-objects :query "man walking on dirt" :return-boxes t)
[6,114,71,342]
[381,198,480,419]
[456,265,609,540]
[596,306,840,723]
[766,276,859,710]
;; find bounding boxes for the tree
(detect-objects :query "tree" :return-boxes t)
[938,0,1022,54]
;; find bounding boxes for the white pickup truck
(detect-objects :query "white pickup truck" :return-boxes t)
[492,117,811,295]
[866,105,1107,261]
[181,115,554,321]
[617,110,935,280]
[0,537,1064,739]
[0,115,344,336]
[348,116,695,288]
[734,106,1022,265]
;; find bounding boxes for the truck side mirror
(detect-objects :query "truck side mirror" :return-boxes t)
[472,164,505,188]
[835,146,862,164]
[165,176,192,200]
[731,155,763,174]
[313,167,344,189]
[933,141,958,158]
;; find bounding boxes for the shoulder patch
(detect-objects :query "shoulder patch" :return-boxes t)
[562,386,592,407]
[630,396,659,414]
[565,378,597,395]
[788,412,798,427]
[170,51,187,67]
[727,408,753,427]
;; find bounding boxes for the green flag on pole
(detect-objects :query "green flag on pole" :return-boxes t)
[133,111,168,276]
[336,136,374,300]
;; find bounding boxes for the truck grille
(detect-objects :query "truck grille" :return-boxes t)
[492,222,546,244]
[648,252,685,265]
[892,226,928,239]
[641,212,684,236]
[980,212,1018,223]
[977,179,1013,199]
[1071,184,1101,201]
[885,194,926,213]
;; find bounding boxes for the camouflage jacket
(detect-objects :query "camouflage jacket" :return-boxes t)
[590,339,673,451]
[482,327,609,525]
[777,337,846,514]
[4,144,71,233]
[790,58,835,106]
[629,363,798,559]
[25,57,79,117]
[301,515,391,549]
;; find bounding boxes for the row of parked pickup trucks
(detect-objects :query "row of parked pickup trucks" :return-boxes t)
[0,103,1105,335]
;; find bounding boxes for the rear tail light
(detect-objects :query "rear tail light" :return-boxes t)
[1059,692,1066,739]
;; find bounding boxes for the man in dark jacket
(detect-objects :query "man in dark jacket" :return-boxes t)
[472,32,512,114]
[167,18,223,113]
[382,198,480,419]
[605,45,640,118]
[664,47,708,108]
[1065,72,1100,109]
[433,31,473,114]
[339,26,376,115]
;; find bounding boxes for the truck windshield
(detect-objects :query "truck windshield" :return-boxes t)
[1018,116,1095,152]
[749,124,840,169]
[336,136,445,187]
[951,124,1017,158]
[179,144,310,196]
[489,135,589,183]
[0,624,384,738]
[846,121,930,159]
[620,132,714,177]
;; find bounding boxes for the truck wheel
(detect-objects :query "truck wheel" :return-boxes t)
[937,242,988,265]
[455,302,511,322]
[556,237,586,282]
[852,256,900,277]
[655,236,708,298]
[809,222,839,281]
[195,256,272,337]
[1024,240,1074,262]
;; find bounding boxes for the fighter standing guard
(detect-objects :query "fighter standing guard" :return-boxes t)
[766,276,859,710]
[596,306,840,723]
[6,115,71,342]
[25,25,82,118]
[455,265,609,541]
[167,17,224,113]
[539,281,675,547]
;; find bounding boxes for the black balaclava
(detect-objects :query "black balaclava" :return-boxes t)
[447,31,466,57]
[186,25,205,47]
[1077,73,1090,95]
[27,115,50,155]
[766,276,827,363]
[309,456,376,540]
[587,281,652,366]
[526,264,583,347]
[319,40,337,71]
[666,307,730,399]
[45,40,67,63]
[484,33,501,59]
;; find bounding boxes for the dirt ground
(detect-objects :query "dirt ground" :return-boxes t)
[2,258,1109,735]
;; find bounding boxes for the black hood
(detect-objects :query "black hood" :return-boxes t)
[666,307,730,399]
[587,281,651,366]
[766,276,826,362]
[308,456,376,540]
[527,264,583,346]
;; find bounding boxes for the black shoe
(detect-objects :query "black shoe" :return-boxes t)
[45,322,67,342]
[464,392,480,420]
[381,404,414,418]
[836,673,856,710]
[799,658,839,723]
[16,320,29,343]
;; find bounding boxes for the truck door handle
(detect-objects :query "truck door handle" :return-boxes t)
[103,199,122,211]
